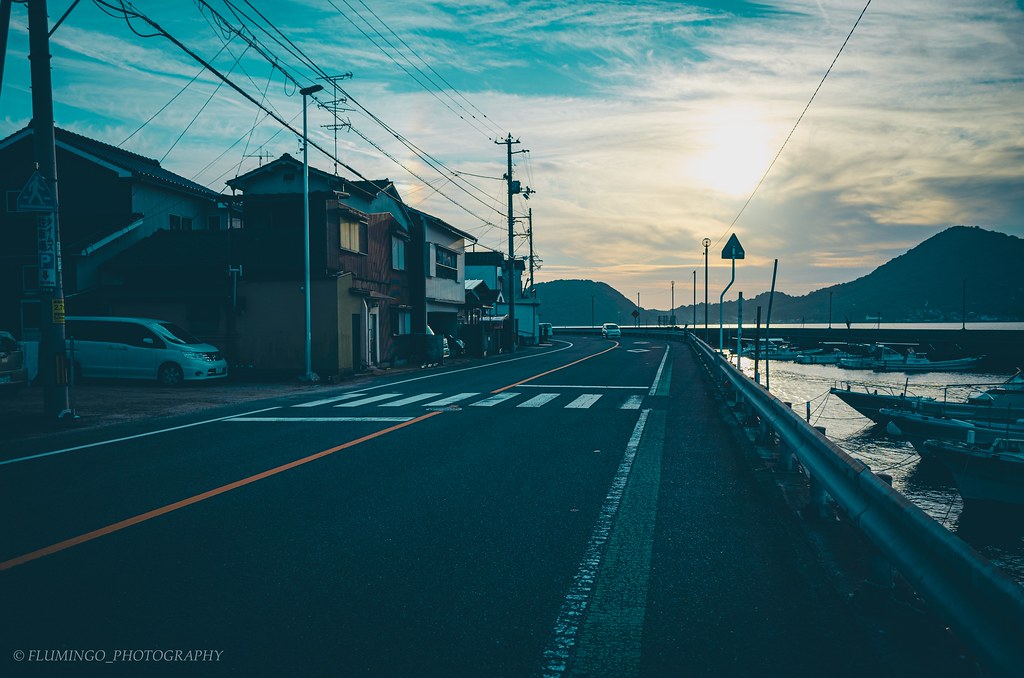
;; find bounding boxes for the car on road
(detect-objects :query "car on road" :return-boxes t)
[0,331,29,396]
[601,322,621,339]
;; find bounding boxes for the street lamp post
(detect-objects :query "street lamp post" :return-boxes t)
[300,83,323,382]
[702,238,710,342]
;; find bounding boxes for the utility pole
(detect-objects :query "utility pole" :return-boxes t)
[527,208,535,297]
[27,0,71,422]
[670,280,675,326]
[496,133,532,349]
[317,72,353,176]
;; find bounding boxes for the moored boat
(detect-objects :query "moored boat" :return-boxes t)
[830,372,1024,425]
[871,349,985,373]
[919,438,1024,507]
[880,407,1024,456]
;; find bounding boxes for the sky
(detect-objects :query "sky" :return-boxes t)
[3,0,1023,311]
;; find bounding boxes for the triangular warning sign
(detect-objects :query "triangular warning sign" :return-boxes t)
[721,233,745,260]
[17,171,56,212]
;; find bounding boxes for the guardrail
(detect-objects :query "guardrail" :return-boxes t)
[682,331,1024,677]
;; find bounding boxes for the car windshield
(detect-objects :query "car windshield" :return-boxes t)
[606,324,619,330]
[156,322,201,345]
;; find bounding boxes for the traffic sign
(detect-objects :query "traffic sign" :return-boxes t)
[721,233,745,260]
[17,171,57,212]
[631,310,640,319]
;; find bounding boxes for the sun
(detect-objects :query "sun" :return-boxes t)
[684,108,776,199]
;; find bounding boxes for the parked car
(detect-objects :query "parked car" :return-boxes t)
[65,316,228,386]
[601,322,622,339]
[0,331,29,396]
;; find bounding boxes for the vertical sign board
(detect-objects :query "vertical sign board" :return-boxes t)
[36,214,57,288]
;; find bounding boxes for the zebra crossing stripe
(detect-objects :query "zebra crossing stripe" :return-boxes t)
[293,393,365,407]
[335,393,403,407]
[470,393,520,407]
[621,395,644,410]
[380,393,443,407]
[423,393,479,407]
[519,393,560,408]
[565,394,602,409]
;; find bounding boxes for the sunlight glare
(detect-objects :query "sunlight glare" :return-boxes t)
[684,108,776,199]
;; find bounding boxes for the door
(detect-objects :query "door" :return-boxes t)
[368,311,378,367]
[114,323,163,380]
[67,320,118,378]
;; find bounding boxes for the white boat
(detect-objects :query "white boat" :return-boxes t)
[795,342,870,365]
[838,344,908,369]
[739,338,802,360]
[871,348,985,373]
[919,438,1024,507]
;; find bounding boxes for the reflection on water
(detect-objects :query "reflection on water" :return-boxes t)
[736,356,1024,584]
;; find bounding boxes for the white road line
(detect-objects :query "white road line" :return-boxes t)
[227,416,413,423]
[518,393,560,408]
[379,393,443,407]
[518,384,647,390]
[469,393,520,407]
[334,393,403,407]
[649,345,670,396]
[0,406,282,467]
[423,393,479,407]
[291,393,365,408]
[620,395,644,410]
[542,409,651,676]
[565,394,602,409]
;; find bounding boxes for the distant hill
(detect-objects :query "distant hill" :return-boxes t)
[535,226,1024,325]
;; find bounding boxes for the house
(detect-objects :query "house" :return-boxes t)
[228,155,471,376]
[465,250,541,347]
[0,126,228,341]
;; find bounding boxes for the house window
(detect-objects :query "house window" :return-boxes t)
[392,236,406,270]
[207,215,222,231]
[435,246,458,281]
[169,214,193,231]
[340,218,367,253]
[393,310,411,335]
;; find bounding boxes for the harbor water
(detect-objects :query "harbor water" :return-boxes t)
[736,357,1024,585]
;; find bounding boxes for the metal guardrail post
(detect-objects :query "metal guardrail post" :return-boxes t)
[684,332,1024,677]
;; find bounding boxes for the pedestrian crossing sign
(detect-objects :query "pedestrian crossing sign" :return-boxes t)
[17,171,57,212]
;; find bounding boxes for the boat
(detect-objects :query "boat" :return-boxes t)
[739,338,803,360]
[870,348,985,373]
[880,407,1024,456]
[919,438,1024,507]
[795,342,871,365]
[829,371,1024,425]
[838,343,910,369]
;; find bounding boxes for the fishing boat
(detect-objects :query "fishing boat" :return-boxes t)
[837,343,910,369]
[739,338,802,360]
[829,371,1024,425]
[919,438,1024,507]
[871,348,985,373]
[795,342,870,365]
[880,407,1024,456]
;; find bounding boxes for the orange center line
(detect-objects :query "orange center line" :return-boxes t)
[0,410,444,572]
[491,342,619,394]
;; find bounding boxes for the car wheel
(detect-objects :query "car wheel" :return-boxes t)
[157,363,184,387]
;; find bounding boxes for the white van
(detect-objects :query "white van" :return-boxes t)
[65,316,228,386]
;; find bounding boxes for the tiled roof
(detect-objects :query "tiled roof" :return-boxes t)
[0,126,220,199]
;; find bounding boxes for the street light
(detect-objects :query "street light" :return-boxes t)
[702,238,710,342]
[300,83,323,382]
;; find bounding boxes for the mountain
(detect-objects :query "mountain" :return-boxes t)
[535,226,1024,325]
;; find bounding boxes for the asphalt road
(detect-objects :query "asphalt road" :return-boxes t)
[0,336,964,677]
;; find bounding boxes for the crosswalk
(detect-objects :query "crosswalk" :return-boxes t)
[292,390,647,411]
